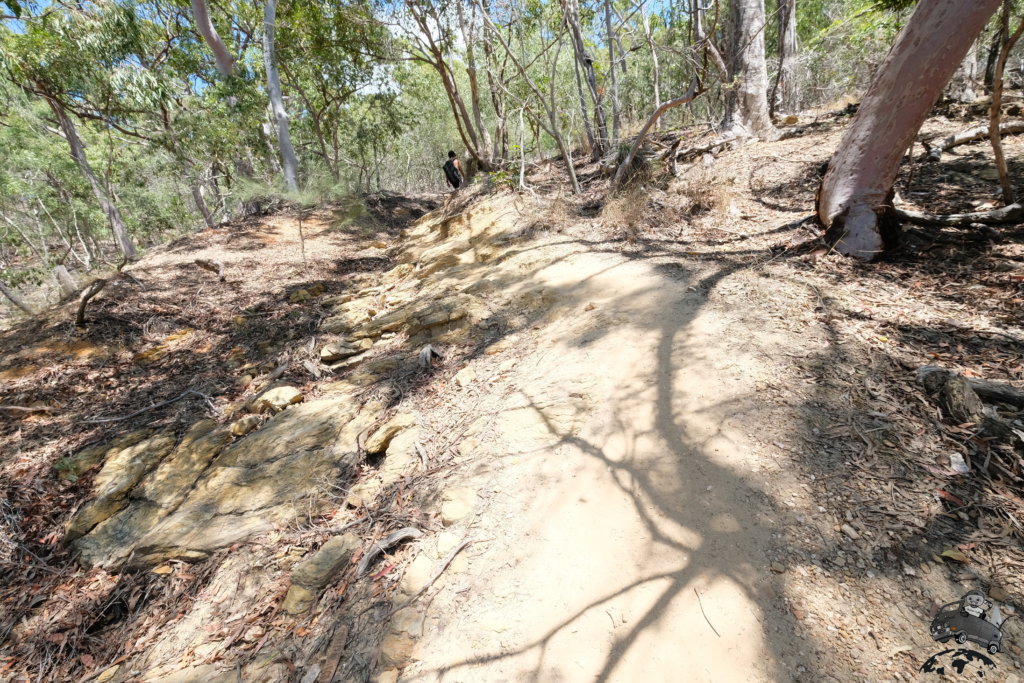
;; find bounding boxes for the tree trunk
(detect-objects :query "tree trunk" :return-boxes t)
[263,0,299,193]
[190,0,234,76]
[458,2,493,166]
[639,4,662,131]
[817,0,1002,260]
[53,265,77,298]
[191,181,217,229]
[771,0,799,116]
[45,94,138,260]
[561,0,609,155]
[0,279,34,315]
[989,6,1024,205]
[605,0,620,145]
[723,0,776,139]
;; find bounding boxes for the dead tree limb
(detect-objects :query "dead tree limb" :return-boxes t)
[83,388,211,424]
[893,202,1023,226]
[610,77,703,193]
[660,134,740,164]
[919,366,1024,409]
[195,258,226,282]
[923,120,1024,161]
[75,279,109,327]
[0,279,35,315]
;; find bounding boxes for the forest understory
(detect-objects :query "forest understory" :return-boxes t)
[1,102,1024,682]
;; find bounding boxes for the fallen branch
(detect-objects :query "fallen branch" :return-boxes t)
[923,120,1024,161]
[356,527,422,577]
[610,77,703,193]
[84,388,210,424]
[893,202,1024,226]
[0,404,56,416]
[0,278,35,315]
[660,134,740,164]
[918,366,1024,409]
[194,258,226,282]
[694,587,721,637]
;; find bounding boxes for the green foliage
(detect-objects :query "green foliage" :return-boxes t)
[0,0,959,310]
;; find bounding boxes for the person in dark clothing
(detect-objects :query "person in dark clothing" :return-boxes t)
[442,150,464,190]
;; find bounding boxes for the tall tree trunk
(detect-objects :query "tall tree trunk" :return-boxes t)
[0,279,34,315]
[190,0,234,76]
[770,0,798,116]
[263,0,299,193]
[817,0,1002,260]
[573,57,597,154]
[561,0,609,156]
[723,0,776,138]
[44,93,138,260]
[989,6,1024,205]
[458,2,493,165]
[605,0,620,145]
[639,3,662,131]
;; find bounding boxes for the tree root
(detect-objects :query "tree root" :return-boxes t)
[893,202,1023,226]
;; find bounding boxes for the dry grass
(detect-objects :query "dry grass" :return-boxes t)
[600,186,649,242]
[669,166,732,215]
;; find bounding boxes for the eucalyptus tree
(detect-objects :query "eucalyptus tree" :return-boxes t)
[817,0,1002,259]
[400,0,497,171]
[722,0,775,139]
[0,2,149,259]
[276,0,392,182]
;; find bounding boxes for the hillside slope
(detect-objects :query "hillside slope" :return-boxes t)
[2,113,1024,682]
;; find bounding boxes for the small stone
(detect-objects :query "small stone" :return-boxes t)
[400,554,433,596]
[441,488,476,526]
[230,415,260,436]
[584,302,596,311]
[346,479,383,508]
[770,562,786,574]
[251,386,303,413]
[840,524,860,540]
[454,367,476,387]
[96,666,120,683]
[281,584,315,615]
[990,586,1011,602]
[379,633,418,668]
[391,607,425,637]
[791,607,806,621]
[365,413,416,454]
[291,533,360,590]
[376,670,400,683]
[320,342,362,363]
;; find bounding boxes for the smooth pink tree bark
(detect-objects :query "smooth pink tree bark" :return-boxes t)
[818,0,1001,260]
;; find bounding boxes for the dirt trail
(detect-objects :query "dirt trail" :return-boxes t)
[393,234,822,680]
[4,118,1024,683]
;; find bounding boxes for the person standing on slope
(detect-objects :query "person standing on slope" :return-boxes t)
[442,150,464,191]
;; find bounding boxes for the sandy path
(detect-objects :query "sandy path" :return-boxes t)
[401,246,815,682]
